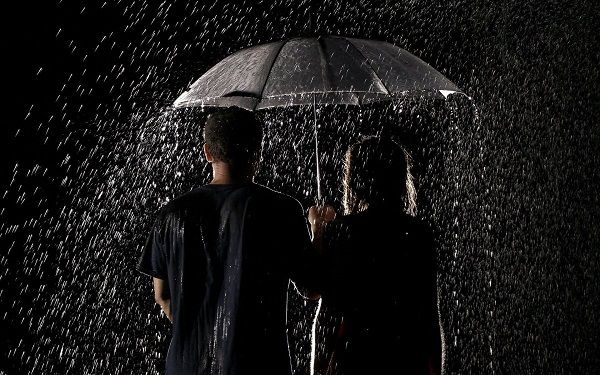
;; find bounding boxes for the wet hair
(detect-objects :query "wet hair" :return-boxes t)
[203,107,263,171]
[343,136,416,215]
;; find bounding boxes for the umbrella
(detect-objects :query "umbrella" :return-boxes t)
[174,36,464,200]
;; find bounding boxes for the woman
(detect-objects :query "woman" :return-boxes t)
[309,136,442,375]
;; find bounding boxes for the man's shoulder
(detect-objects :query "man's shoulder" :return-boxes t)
[251,184,304,209]
[156,186,211,215]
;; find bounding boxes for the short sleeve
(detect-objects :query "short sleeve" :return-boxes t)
[136,213,169,280]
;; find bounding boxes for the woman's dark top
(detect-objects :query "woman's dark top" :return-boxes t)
[321,209,440,375]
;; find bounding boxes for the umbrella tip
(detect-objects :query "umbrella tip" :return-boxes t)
[439,90,458,98]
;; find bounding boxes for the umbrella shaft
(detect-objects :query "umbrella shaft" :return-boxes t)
[313,99,322,202]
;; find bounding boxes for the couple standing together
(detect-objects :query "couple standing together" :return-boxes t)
[137,107,442,375]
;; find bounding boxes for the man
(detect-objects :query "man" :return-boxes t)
[137,107,318,375]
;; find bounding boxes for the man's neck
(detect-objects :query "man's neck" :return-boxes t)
[209,162,253,185]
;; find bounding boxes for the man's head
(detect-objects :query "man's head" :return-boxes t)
[203,107,263,176]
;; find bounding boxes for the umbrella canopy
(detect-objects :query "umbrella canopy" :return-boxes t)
[174,36,463,109]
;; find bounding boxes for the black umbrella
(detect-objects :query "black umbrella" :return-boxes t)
[174,36,464,200]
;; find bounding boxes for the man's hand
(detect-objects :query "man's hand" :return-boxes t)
[308,205,336,226]
[308,205,337,250]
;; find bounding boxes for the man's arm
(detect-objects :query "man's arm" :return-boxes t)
[289,205,335,300]
[308,205,336,253]
[285,200,328,300]
[153,277,173,322]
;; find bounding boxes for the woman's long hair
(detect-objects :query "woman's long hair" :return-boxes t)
[343,136,416,215]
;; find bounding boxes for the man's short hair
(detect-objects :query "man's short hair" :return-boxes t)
[203,107,263,168]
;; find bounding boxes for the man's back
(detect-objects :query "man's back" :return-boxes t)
[137,183,313,375]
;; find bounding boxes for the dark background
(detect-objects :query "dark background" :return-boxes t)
[2,0,599,374]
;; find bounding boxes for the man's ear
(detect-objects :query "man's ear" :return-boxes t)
[203,143,214,162]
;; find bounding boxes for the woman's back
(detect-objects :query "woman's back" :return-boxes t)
[322,209,439,375]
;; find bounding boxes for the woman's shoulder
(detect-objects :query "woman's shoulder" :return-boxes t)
[326,211,385,237]
[331,210,433,238]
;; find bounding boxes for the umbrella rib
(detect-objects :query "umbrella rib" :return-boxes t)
[345,39,391,97]
[257,40,288,108]
[317,37,335,92]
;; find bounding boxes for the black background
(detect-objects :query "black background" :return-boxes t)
[2,0,599,374]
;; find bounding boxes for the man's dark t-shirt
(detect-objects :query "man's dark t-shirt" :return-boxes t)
[136,183,315,375]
